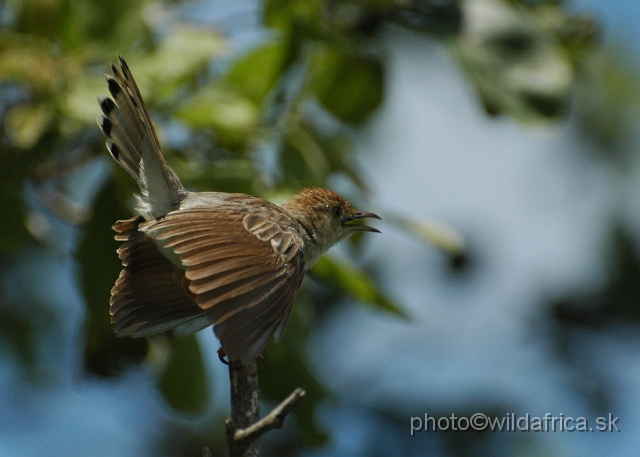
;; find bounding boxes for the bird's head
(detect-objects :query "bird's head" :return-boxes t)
[284,188,381,255]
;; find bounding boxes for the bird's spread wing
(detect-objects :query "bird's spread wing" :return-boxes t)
[139,206,306,363]
[111,217,209,337]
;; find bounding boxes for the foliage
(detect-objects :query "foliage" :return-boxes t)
[0,0,605,453]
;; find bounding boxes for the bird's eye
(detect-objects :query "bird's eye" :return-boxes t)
[332,206,342,219]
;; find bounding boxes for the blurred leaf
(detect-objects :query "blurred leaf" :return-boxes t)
[450,0,575,122]
[13,0,154,48]
[264,0,322,34]
[135,26,227,95]
[280,132,313,188]
[157,334,209,415]
[391,0,462,36]
[79,0,151,45]
[0,35,66,91]
[535,7,600,57]
[176,85,258,148]
[306,128,368,191]
[280,121,367,189]
[310,44,383,124]
[0,189,29,255]
[261,300,328,446]
[0,146,37,254]
[226,40,291,105]
[310,255,407,318]
[62,75,108,125]
[0,308,36,370]
[574,48,640,148]
[4,102,55,149]
[391,213,467,258]
[78,177,148,377]
[173,157,259,195]
[104,7,155,53]
[282,122,332,186]
[14,0,76,42]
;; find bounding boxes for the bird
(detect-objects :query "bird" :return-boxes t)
[96,55,381,363]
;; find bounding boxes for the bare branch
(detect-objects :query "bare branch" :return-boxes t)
[233,388,306,443]
[225,359,306,456]
[226,360,260,456]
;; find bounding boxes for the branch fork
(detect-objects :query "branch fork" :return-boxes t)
[224,359,306,457]
[226,387,306,456]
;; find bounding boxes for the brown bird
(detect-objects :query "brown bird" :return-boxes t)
[96,56,381,363]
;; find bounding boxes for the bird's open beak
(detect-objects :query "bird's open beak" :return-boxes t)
[342,211,382,233]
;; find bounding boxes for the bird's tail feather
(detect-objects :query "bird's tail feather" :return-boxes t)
[97,55,185,217]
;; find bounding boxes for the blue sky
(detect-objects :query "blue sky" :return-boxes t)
[571,0,640,52]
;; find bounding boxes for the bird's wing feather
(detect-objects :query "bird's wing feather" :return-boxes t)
[140,205,306,363]
[110,217,208,337]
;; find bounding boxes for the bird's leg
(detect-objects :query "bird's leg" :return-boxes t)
[217,348,265,366]
[217,348,230,365]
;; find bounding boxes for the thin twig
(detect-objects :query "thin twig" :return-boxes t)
[230,388,306,442]
[225,359,306,456]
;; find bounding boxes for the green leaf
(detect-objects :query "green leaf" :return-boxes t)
[282,122,332,187]
[304,126,368,191]
[388,213,467,258]
[4,102,54,149]
[450,0,575,122]
[574,48,640,147]
[157,334,209,415]
[310,44,383,125]
[0,148,31,254]
[0,308,36,372]
[135,26,226,94]
[172,157,259,195]
[0,36,61,91]
[62,75,107,125]
[280,121,366,189]
[226,40,291,105]
[176,85,259,148]
[310,256,407,318]
[264,0,322,33]
[14,0,75,43]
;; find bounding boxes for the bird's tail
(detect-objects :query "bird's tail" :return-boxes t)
[97,55,185,217]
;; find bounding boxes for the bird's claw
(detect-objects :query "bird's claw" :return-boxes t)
[217,348,265,366]
[217,348,229,365]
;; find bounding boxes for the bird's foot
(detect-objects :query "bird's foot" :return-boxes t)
[217,348,229,365]
[216,348,265,366]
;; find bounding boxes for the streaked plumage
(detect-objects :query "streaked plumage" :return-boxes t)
[97,56,380,363]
